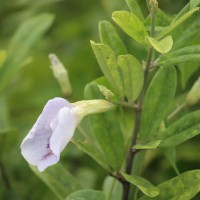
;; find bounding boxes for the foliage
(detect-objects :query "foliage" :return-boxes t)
[0,0,200,200]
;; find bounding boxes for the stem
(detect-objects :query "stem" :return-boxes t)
[121,3,157,200]
[0,160,11,190]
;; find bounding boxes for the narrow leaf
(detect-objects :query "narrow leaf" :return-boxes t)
[140,66,177,138]
[133,140,161,150]
[117,54,144,103]
[90,41,123,97]
[122,173,159,197]
[30,164,81,199]
[65,189,106,200]
[157,7,199,39]
[125,0,145,21]
[160,110,200,147]
[112,11,148,44]
[140,170,200,200]
[146,36,173,54]
[99,21,127,55]
[0,13,54,92]
[71,139,110,172]
[84,81,125,170]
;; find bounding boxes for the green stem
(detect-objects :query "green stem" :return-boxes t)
[121,2,157,199]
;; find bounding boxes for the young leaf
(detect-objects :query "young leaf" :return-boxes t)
[0,50,7,69]
[146,36,173,54]
[0,13,55,93]
[112,11,148,45]
[99,21,127,56]
[140,170,200,200]
[90,41,123,97]
[84,81,125,170]
[122,173,159,197]
[157,7,199,39]
[140,66,177,138]
[133,140,161,150]
[117,54,144,103]
[71,139,110,172]
[160,110,200,147]
[30,164,81,199]
[65,189,106,200]
[125,0,145,21]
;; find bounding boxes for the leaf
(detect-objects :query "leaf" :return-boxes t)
[146,36,173,54]
[30,164,81,199]
[122,173,159,197]
[84,81,125,170]
[71,139,110,172]
[190,0,200,9]
[117,54,144,103]
[125,0,144,21]
[103,176,122,200]
[0,13,55,92]
[140,170,200,200]
[65,189,106,200]
[157,7,199,39]
[133,140,161,150]
[159,110,200,147]
[90,41,123,97]
[162,147,179,175]
[99,21,127,56]
[112,11,148,45]
[140,66,177,138]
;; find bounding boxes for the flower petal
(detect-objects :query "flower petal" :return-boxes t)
[50,107,78,157]
[37,153,59,172]
[21,97,72,166]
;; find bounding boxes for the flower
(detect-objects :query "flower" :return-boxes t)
[20,98,78,172]
[21,97,115,172]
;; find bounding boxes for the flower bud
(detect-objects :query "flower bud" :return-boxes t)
[49,54,72,96]
[98,85,114,100]
[186,77,200,106]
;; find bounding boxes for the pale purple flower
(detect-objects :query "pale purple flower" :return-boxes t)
[20,98,78,172]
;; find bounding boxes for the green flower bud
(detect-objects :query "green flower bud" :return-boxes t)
[49,54,72,96]
[98,84,114,100]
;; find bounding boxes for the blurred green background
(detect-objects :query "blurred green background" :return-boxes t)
[1,0,199,200]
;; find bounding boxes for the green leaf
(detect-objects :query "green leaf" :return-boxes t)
[65,189,106,200]
[103,176,122,200]
[122,173,159,197]
[160,110,200,147]
[84,81,125,170]
[30,164,81,199]
[146,36,173,54]
[125,0,144,21]
[133,140,161,150]
[157,7,199,39]
[0,13,54,92]
[112,11,148,45]
[140,170,200,200]
[162,147,179,174]
[90,41,123,97]
[117,54,144,103]
[190,0,200,9]
[99,21,127,56]
[140,66,177,138]
[71,139,110,172]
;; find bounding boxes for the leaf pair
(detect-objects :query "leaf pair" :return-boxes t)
[91,41,144,103]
